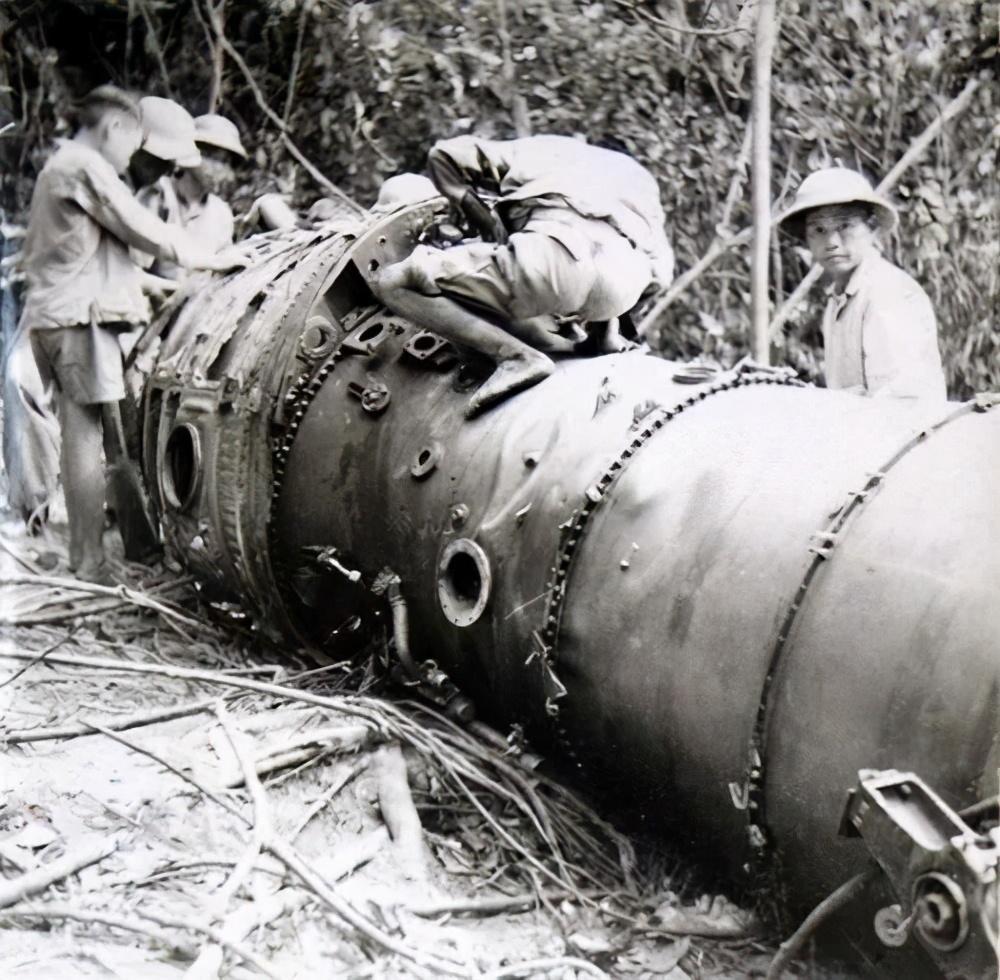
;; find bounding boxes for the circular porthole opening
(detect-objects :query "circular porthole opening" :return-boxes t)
[412,333,437,351]
[358,322,386,345]
[162,423,202,511]
[438,539,491,627]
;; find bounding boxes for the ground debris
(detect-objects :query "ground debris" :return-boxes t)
[0,528,771,976]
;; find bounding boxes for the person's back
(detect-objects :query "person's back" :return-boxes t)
[428,134,674,288]
[22,139,156,330]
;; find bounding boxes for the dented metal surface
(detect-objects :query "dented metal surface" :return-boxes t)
[132,204,1000,977]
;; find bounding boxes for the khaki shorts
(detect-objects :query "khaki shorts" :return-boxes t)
[31,322,130,405]
[409,214,651,323]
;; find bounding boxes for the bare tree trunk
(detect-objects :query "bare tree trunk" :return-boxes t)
[750,0,778,363]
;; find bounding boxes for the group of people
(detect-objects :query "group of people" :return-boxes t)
[3,82,947,583]
[6,85,251,581]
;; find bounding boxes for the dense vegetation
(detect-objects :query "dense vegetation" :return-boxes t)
[1,0,996,395]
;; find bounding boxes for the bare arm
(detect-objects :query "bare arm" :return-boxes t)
[72,166,248,272]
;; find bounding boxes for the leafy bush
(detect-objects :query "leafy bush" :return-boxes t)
[1,0,996,394]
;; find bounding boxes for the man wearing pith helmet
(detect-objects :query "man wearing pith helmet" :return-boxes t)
[778,167,946,401]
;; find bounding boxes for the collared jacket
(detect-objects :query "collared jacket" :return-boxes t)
[427,134,675,289]
[821,251,946,401]
[18,140,201,331]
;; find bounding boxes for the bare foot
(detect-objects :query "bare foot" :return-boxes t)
[75,558,115,587]
[465,352,554,418]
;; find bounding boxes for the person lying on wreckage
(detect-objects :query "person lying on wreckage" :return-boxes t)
[368,134,676,417]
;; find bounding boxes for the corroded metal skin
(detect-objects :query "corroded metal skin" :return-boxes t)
[135,209,1000,975]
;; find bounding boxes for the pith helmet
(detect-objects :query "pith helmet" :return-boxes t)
[373,173,438,212]
[778,167,897,235]
[139,97,201,167]
[193,114,248,159]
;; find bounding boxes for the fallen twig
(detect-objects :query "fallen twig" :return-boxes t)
[375,743,428,881]
[184,888,304,980]
[4,695,219,743]
[406,892,542,918]
[222,723,371,787]
[482,956,610,979]
[0,904,196,958]
[0,627,79,690]
[290,759,368,841]
[214,703,468,975]
[85,721,244,821]
[767,867,878,979]
[0,574,203,631]
[0,903,278,977]
[0,839,118,908]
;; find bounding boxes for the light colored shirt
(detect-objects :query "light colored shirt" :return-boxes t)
[19,140,201,330]
[427,134,675,289]
[138,176,234,279]
[821,251,946,401]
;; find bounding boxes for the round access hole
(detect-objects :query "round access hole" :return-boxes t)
[438,539,491,627]
[412,333,437,351]
[358,322,385,344]
[162,423,202,511]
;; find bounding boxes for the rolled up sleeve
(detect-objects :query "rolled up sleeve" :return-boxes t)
[69,164,209,270]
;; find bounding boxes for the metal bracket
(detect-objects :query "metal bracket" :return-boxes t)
[841,768,1000,979]
[402,330,458,370]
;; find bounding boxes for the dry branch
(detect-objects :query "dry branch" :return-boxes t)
[0,903,278,977]
[750,0,778,362]
[218,713,466,975]
[0,574,203,631]
[483,956,610,979]
[0,904,196,958]
[0,839,117,908]
[86,721,245,822]
[201,2,365,216]
[406,892,542,918]
[4,695,218,743]
[375,743,428,881]
[290,758,368,841]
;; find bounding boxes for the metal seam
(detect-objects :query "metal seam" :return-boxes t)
[745,399,989,861]
[536,370,806,759]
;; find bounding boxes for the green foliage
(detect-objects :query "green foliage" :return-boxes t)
[1,0,996,395]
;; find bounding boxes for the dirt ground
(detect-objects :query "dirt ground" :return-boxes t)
[0,506,780,980]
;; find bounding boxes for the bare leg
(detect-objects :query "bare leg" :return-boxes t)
[375,261,553,416]
[58,395,107,580]
[505,315,578,353]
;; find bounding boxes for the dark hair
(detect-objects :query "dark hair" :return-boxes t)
[76,85,140,130]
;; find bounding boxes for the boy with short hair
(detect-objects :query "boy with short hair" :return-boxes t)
[19,84,248,581]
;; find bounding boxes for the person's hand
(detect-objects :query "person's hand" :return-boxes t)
[460,191,507,243]
[206,244,253,272]
[139,271,179,299]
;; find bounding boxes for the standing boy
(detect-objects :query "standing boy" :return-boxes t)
[19,85,248,581]
[778,167,946,401]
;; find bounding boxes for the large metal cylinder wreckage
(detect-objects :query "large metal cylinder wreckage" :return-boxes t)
[134,204,1000,978]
